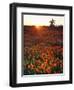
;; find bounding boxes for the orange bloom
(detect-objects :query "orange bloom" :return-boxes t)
[35,68,40,73]
[35,60,41,65]
[30,64,34,69]
[53,63,57,67]
[45,67,51,74]
[40,63,46,70]
[40,53,47,60]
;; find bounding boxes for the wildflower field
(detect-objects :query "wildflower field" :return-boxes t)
[23,26,63,75]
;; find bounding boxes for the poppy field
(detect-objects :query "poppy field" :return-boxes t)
[23,25,63,75]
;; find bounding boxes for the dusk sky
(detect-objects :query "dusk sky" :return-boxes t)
[23,15,64,26]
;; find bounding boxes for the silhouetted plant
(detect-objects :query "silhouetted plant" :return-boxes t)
[49,19,55,26]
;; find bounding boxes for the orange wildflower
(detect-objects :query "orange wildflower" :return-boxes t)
[45,67,51,74]
[35,68,40,73]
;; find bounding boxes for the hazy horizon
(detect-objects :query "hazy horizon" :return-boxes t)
[23,25,63,26]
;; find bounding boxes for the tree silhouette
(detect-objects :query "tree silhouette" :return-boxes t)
[49,19,55,26]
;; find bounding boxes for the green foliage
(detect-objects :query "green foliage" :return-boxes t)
[34,52,40,59]
[52,66,62,73]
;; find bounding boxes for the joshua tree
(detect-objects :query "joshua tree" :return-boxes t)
[49,19,55,26]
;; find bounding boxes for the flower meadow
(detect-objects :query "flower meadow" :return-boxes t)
[23,26,63,75]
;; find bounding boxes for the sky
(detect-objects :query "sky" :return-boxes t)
[23,15,64,26]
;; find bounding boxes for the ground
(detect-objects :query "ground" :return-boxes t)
[23,25,63,75]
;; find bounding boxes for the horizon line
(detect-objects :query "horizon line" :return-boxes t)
[23,25,63,26]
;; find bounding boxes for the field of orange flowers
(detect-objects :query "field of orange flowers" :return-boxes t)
[23,26,63,75]
[24,45,63,75]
